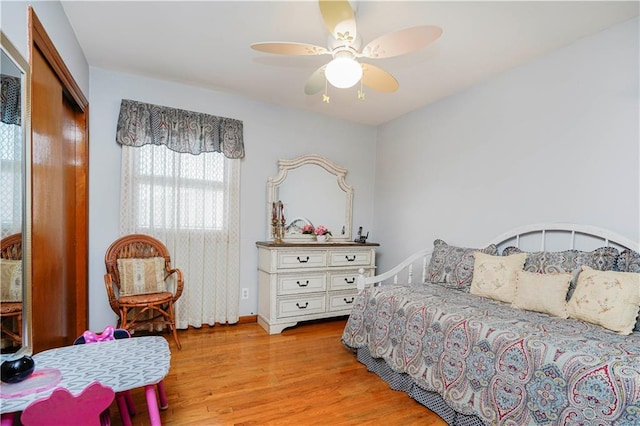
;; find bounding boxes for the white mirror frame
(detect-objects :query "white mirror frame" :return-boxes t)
[0,31,32,358]
[267,154,353,242]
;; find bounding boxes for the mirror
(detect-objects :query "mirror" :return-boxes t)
[0,31,32,358]
[267,154,353,242]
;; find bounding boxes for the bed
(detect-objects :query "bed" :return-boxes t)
[341,223,640,425]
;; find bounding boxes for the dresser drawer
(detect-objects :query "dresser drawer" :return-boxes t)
[329,250,372,267]
[278,274,326,295]
[277,295,325,318]
[328,292,358,312]
[329,271,363,291]
[277,251,326,269]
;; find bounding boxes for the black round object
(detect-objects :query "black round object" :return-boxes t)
[1,355,35,383]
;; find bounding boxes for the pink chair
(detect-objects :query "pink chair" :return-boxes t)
[74,326,168,426]
[20,381,114,426]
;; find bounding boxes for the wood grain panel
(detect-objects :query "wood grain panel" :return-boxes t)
[110,320,447,425]
[71,103,88,334]
[29,8,89,353]
[31,47,66,351]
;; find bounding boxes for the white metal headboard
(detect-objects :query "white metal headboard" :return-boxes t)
[487,223,639,253]
[357,223,639,291]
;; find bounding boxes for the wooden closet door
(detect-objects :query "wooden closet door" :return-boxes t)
[30,9,88,353]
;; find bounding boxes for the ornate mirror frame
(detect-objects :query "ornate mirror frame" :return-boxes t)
[1,31,33,358]
[267,154,353,242]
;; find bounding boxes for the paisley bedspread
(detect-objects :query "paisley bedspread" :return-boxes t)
[341,284,640,425]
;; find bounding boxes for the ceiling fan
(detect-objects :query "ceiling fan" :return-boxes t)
[250,0,442,100]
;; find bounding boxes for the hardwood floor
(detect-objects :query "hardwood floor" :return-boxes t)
[112,318,447,425]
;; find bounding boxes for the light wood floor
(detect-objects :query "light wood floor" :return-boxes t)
[111,318,447,426]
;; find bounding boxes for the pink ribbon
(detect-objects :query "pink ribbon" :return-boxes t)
[82,325,116,343]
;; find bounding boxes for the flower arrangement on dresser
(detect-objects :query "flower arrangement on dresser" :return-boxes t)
[314,225,331,236]
[314,225,331,242]
[300,224,332,242]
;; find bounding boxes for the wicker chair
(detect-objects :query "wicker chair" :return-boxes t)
[103,234,184,349]
[0,233,23,347]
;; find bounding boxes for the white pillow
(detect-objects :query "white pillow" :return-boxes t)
[512,270,572,318]
[567,266,640,335]
[470,252,527,303]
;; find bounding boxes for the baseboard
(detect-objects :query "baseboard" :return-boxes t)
[179,315,258,331]
[237,315,258,324]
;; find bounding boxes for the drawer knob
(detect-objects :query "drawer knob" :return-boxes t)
[344,297,355,304]
[344,277,355,284]
[345,255,356,262]
[296,302,309,309]
[296,256,310,263]
[296,280,309,287]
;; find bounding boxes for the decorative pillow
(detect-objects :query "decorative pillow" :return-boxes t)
[567,266,640,335]
[501,246,619,273]
[502,246,619,301]
[501,246,522,257]
[616,249,640,331]
[0,259,22,302]
[426,239,498,291]
[117,257,167,296]
[512,270,572,318]
[617,249,640,273]
[469,252,527,303]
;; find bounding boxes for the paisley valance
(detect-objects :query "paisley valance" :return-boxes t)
[1,75,21,126]
[116,99,244,158]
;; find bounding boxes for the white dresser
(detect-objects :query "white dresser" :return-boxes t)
[256,241,378,334]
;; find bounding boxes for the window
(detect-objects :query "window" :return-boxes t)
[120,144,241,327]
[134,144,225,231]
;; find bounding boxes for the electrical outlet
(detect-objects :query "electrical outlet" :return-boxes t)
[241,288,249,300]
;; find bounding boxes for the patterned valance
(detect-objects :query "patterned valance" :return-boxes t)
[1,75,21,126]
[116,99,244,158]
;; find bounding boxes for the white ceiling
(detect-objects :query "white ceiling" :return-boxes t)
[61,1,639,126]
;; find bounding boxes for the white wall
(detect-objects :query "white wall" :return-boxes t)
[2,0,90,97]
[373,17,640,272]
[88,68,377,329]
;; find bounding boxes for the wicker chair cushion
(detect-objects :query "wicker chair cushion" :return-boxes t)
[117,292,173,305]
[0,259,22,302]
[117,257,167,296]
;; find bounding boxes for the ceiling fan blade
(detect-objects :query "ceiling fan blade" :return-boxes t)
[251,42,328,56]
[318,0,357,44]
[361,25,443,59]
[304,65,327,95]
[361,63,399,93]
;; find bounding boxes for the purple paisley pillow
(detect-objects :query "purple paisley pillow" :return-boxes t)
[616,249,640,332]
[427,239,498,292]
[501,246,619,273]
[617,249,640,331]
[617,249,640,273]
[501,246,620,302]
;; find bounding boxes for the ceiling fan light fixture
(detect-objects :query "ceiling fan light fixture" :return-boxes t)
[252,1,443,97]
[325,55,363,89]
